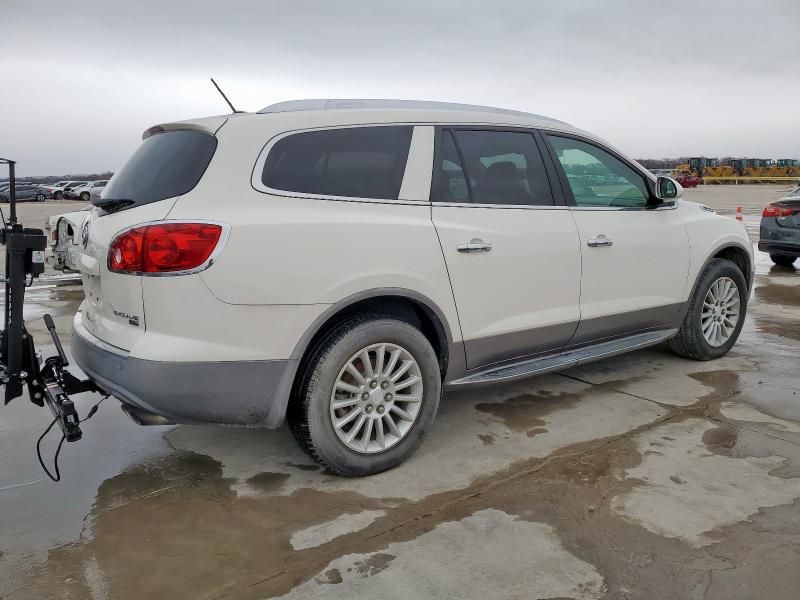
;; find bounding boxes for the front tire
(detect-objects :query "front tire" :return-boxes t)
[669,258,747,360]
[288,314,441,476]
[54,191,63,200]
[770,254,797,267]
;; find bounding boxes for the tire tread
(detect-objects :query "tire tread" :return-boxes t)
[288,313,438,476]
[669,258,747,360]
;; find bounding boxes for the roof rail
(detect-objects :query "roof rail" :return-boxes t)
[257,99,565,123]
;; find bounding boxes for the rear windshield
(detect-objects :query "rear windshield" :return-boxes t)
[99,129,217,210]
[261,126,413,200]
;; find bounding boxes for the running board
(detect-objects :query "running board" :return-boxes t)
[447,329,677,387]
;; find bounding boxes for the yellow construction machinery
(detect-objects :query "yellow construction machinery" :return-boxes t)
[777,159,800,177]
[674,157,732,178]
[673,157,800,184]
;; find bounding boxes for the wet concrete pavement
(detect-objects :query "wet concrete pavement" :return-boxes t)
[1,188,799,599]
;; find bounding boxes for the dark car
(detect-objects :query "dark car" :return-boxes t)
[0,183,48,203]
[758,186,800,266]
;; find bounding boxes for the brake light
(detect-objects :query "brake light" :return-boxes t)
[108,222,223,274]
[762,205,795,218]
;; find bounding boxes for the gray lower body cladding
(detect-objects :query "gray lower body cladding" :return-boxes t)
[760,218,800,256]
[72,316,295,427]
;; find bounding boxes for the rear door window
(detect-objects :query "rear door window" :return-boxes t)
[261,126,413,200]
[434,129,554,206]
[99,129,217,209]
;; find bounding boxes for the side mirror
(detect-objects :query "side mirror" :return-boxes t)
[655,175,683,201]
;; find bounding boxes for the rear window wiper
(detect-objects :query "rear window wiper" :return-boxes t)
[92,198,134,213]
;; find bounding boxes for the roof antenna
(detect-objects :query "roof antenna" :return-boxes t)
[210,78,243,114]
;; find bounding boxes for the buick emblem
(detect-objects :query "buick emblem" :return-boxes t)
[81,220,90,248]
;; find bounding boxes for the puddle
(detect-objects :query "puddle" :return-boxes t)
[688,369,743,403]
[754,281,800,307]
[475,389,577,434]
[701,424,739,455]
[27,451,388,600]
[756,317,800,342]
[478,433,496,446]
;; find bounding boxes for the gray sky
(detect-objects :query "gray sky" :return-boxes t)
[2,0,799,176]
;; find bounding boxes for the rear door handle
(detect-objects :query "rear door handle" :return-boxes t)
[587,235,613,248]
[457,238,492,253]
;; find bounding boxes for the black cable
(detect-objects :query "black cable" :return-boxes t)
[37,416,65,482]
[80,394,108,422]
[36,394,108,482]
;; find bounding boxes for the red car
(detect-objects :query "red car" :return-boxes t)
[675,173,701,188]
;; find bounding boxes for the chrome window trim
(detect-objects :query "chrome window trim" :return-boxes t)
[433,202,569,210]
[107,219,232,277]
[568,201,678,212]
[251,123,422,205]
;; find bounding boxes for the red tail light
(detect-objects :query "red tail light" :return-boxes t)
[762,204,795,218]
[109,222,224,274]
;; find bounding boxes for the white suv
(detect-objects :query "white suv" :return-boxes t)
[72,99,753,476]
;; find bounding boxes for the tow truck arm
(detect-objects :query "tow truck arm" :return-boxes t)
[1,157,103,447]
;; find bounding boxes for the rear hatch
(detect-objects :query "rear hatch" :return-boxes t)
[79,126,220,350]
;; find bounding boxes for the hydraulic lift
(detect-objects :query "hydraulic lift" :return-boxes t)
[1,158,105,479]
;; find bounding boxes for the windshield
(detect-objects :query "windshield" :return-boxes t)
[98,129,217,211]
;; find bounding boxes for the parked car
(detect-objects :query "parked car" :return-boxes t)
[43,180,73,199]
[675,173,701,188]
[47,180,82,200]
[72,99,753,476]
[0,183,48,202]
[758,186,800,266]
[72,180,108,202]
[44,206,91,272]
[63,181,89,199]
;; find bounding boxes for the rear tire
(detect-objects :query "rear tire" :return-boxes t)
[80,192,90,202]
[288,314,441,476]
[669,258,747,360]
[36,193,45,202]
[54,191,63,200]
[770,254,797,267]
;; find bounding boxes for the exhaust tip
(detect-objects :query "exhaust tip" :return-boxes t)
[120,404,175,426]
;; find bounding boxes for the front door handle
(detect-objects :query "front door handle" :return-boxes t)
[587,235,613,248]
[457,238,492,253]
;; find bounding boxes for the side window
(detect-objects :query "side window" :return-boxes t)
[547,135,649,208]
[262,126,413,200]
[438,130,553,206]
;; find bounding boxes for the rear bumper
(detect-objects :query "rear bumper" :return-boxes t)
[760,220,800,256]
[71,312,296,427]
[757,241,800,256]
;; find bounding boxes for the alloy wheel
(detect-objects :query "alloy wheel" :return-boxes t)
[701,276,740,347]
[330,342,423,454]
